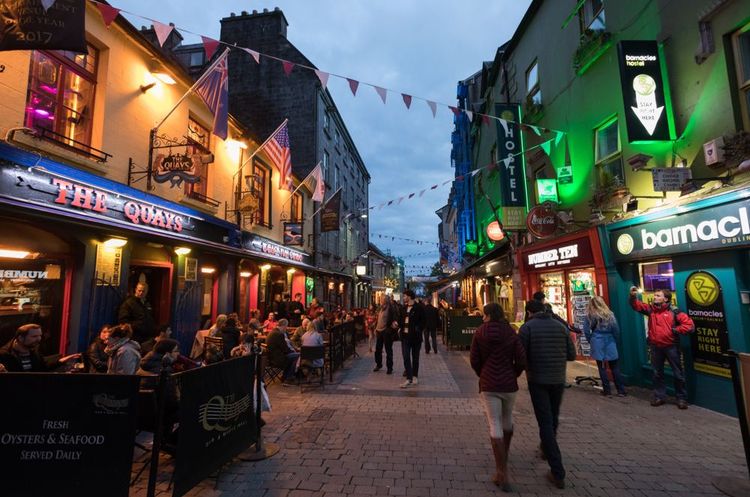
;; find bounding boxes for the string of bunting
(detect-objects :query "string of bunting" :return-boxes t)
[399,250,439,258]
[89,0,567,137]
[370,233,440,246]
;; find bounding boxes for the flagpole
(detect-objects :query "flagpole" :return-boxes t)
[232,118,288,180]
[152,48,231,134]
[309,186,342,219]
[279,161,321,210]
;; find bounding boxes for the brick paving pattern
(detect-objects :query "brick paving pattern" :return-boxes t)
[131,342,747,496]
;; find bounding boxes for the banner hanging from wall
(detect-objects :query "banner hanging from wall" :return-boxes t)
[494,104,527,210]
[0,373,140,497]
[283,221,303,246]
[685,270,731,378]
[321,189,341,232]
[0,0,87,52]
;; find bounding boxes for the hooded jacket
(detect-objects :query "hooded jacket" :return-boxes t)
[470,321,526,393]
[629,296,695,348]
[106,337,141,375]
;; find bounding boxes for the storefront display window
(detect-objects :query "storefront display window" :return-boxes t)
[0,260,64,357]
[539,271,567,321]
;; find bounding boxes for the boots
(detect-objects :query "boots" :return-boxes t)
[490,437,512,492]
[503,429,513,455]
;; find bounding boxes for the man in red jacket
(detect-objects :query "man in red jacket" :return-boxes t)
[629,287,695,409]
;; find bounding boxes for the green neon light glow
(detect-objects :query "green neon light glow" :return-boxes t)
[518,105,532,213]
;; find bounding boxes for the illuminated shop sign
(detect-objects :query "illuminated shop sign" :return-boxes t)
[610,199,750,261]
[243,233,311,266]
[495,104,527,209]
[617,40,671,142]
[522,237,595,272]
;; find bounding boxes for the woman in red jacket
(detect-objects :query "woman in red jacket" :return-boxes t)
[470,303,526,492]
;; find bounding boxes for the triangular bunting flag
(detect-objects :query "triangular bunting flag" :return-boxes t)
[541,141,551,157]
[555,130,565,146]
[378,203,385,210]
[96,3,120,28]
[397,196,404,205]
[503,157,512,168]
[431,184,438,190]
[466,111,474,121]
[201,36,220,61]
[374,86,387,104]
[408,193,415,199]
[243,48,260,64]
[347,78,359,96]
[449,106,461,117]
[282,60,295,76]
[152,21,174,48]
[315,70,329,88]
[482,114,491,126]
[498,119,510,136]
[402,94,412,109]
[41,0,55,12]
[419,189,426,197]
[531,125,542,136]
[456,175,464,181]
[387,200,394,206]
[427,101,437,118]
[442,180,451,186]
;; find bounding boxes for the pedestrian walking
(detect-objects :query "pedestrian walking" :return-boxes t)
[423,299,440,354]
[583,296,627,397]
[470,303,526,492]
[399,290,425,388]
[372,295,399,374]
[519,299,576,489]
[629,287,695,409]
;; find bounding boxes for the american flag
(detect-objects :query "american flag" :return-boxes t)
[194,48,229,140]
[264,121,293,191]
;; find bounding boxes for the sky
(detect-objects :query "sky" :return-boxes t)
[119,0,531,275]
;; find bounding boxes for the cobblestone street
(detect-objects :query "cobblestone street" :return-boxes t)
[134,343,747,497]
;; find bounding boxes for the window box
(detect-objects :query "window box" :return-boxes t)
[9,128,110,175]
[574,30,612,76]
[590,176,631,211]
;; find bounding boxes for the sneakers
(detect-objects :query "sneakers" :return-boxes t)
[546,471,565,489]
[373,366,382,372]
[400,380,412,388]
[677,400,689,410]
[386,370,393,375]
[412,377,419,385]
[651,398,665,407]
[600,391,612,397]
[616,392,628,397]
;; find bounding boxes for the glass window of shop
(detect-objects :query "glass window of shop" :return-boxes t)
[185,117,211,199]
[0,260,65,357]
[638,260,676,364]
[537,269,596,326]
[200,266,217,327]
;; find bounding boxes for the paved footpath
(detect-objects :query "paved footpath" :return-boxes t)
[133,342,747,497]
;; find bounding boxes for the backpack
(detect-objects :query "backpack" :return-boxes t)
[671,307,695,335]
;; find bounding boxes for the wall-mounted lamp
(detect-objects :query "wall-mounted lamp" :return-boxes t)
[141,59,177,93]
[240,271,252,278]
[174,247,191,256]
[260,264,272,271]
[287,268,296,274]
[103,237,128,248]
[225,138,248,150]
[201,267,216,274]
[0,249,31,259]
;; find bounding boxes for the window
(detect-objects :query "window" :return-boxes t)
[334,129,341,147]
[334,166,339,189]
[526,60,541,106]
[594,118,624,185]
[189,51,204,68]
[253,161,271,226]
[323,111,330,132]
[290,192,303,221]
[185,117,211,198]
[732,25,750,130]
[25,44,98,150]
[578,0,605,33]
[323,150,330,174]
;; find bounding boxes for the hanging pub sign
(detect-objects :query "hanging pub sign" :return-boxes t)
[536,178,559,204]
[617,40,671,142]
[526,202,558,239]
[0,0,86,53]
[283,221,303,246]
[152,152,202,187]
[685,271,731,379]
[486,221,505,242]
[321,189,341,232]
[495,104,528,209]
[557,165,573,185]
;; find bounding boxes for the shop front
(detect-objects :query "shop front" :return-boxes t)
[0,142,243,355]
[517,228,609,353]
[604,187,750,415]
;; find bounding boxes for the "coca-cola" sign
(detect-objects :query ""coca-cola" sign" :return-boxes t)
[526,203,558,238]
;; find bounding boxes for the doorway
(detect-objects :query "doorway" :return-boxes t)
[129,263,172,328]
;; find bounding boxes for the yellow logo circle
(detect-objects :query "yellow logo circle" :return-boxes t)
[616,234,634,255]
[686,272,720,307]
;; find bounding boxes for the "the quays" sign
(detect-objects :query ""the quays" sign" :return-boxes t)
[610,198,750,261]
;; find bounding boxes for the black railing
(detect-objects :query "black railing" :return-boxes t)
[186,190,221,208]
[35,127,112,163]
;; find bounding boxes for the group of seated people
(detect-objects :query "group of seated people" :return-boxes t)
[265,315,326,385]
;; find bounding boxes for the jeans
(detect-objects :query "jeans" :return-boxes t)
[480,391,517,438]
[374,330,394,371]
[423,328,438,353]
[283,352,300,381]
[528,382,566,480]
[401,338,421,380]
[595,359,626,395]
[651,344,687,401]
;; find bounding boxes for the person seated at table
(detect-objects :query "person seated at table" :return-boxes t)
[263,312,278,333]
[208,314,228,337]
[220,317,242,358]
[137,338,181,446]
[231,331,255,357]
[266,320,300,384]
[203,344,224,365]
[86,324,111,373]
[140,324,172,356]
[0,323,80,372]
[138,338,180,378]
[106,324,141,375]
[301,321,325,370]
[291,318,311,349]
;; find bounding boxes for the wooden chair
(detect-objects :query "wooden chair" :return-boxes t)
[203,335,225,362]
[260,351,284,385]
[298,345,325,392]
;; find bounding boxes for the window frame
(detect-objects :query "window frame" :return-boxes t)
[526,59,541,105]
[578,0,606,34]
[594,117,625,185]
[290,191,303,222]
[732,23,750,130]
[252,159,272,228]
[185,116,212,198]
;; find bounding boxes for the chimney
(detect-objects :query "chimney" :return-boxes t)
[220,8,289,46]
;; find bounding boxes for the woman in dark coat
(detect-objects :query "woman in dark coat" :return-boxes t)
[470,303,526,492]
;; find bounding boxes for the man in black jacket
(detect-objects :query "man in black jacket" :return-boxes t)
[0,324,80,372]
[423,299,440,354]
[519,300,576,490]
[373,295,400,374]
[287,293,305,327]
[118,282,156,344]
[399,290,426,388]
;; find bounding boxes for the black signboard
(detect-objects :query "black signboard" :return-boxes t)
[495,104,527,208]
[617,40,671,142]
[446,315,482,348]
[0,0,86,53]
[173,356,257,497]
[321,189,341,232]
[610,197,750,261]
[243,232,312,266]
[685,271,731,379]
[0,157,241,248]
[283,221,303,246]
[0,373,140,497]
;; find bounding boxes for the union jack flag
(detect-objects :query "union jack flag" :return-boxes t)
[194,48,229,140]
[265,120,293,191]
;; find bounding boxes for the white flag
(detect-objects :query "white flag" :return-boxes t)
[306,163,326,202]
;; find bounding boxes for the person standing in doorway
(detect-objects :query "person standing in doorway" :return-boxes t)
[423,299,440,354]
[372,295,399,374]
[629,287,694,409]
[118,282,156,344]
[583,296,627,397]
[519,299,576,489]
[287,293,305,327]
[399,290,425,388]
